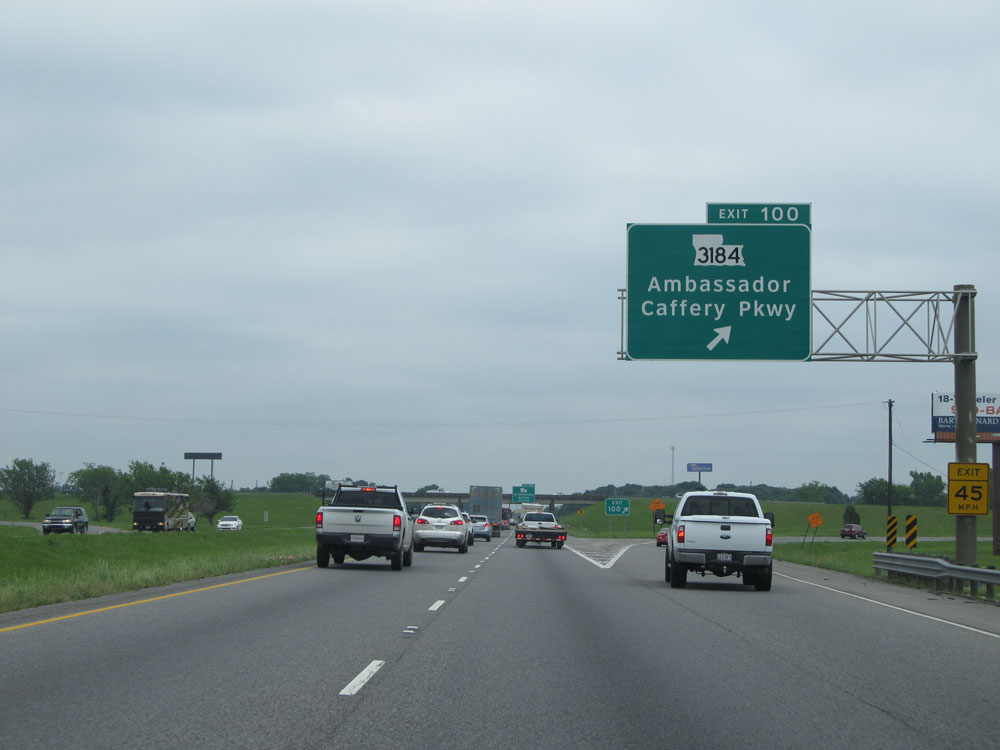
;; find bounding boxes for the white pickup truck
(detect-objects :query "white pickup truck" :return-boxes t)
[515,511,567,549]
[315,485,414,570]
[664,490,774,591]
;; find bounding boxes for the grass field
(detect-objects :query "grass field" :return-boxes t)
[556,497,985,541]
[1,493,997,614]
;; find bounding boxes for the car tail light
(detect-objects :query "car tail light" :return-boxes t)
[416,518,429,524]
[766,527,773,547]
[393,514,402,531]
[677,524,685,543]
[450,519,464,526]
[316,511,323,528]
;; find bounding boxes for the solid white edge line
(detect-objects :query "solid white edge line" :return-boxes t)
[339,660,386,696]
[775,572,1000,640]
[429,599,445,611]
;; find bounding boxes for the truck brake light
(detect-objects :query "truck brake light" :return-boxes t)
[677,524,685,543]
[766,527,773,546]
[393,514,402,531]
[316,511,323,528]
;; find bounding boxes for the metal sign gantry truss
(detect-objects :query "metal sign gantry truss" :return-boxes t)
[811,289,976,363]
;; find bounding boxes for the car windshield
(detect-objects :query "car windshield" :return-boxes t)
[471,516,487,522]
[220,516,238,522]
[421,507,458,519]
[49,507,77,515]
[134,498,165,512]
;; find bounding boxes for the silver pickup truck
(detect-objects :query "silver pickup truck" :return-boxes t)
[315,485,414,570]
[664,490,774,591]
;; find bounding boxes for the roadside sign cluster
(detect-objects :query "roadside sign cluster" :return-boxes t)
[625,203,811,361]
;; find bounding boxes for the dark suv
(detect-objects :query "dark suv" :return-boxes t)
[42,506,89,534]
[840,523,867,539]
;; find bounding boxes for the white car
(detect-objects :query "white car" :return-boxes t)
[413,504,468,553]
[216,515,243,531]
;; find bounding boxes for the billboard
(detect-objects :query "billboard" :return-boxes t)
[931,392,1000,443]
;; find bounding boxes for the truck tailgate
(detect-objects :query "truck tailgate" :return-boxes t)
[679,517,770,551]
[321,507,398,535]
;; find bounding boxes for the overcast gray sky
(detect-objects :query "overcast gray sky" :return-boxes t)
[2,1,998,497]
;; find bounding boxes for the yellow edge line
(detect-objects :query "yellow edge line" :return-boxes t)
[1,564,313,634]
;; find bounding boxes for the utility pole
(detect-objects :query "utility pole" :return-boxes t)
[886,399,894,552]
[887,399,893,519]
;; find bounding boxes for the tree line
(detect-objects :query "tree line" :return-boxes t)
[586,471,947,507]
[0,457,235,523]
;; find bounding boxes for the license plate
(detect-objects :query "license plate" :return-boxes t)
[350,534,365,543]
[717,552,732,562]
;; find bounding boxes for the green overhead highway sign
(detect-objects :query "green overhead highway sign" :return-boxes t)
[707,202,811,226]
[625,223,811,361]
[512,484,535,503]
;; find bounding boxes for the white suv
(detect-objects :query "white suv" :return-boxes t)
[413,505,468,553]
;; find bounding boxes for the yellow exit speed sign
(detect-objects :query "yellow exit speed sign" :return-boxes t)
[947,462,990,515]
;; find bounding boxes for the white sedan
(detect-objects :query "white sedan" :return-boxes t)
[216,515,243,531]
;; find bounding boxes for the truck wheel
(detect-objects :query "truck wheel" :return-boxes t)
[516,539,525,548]
[668,558,687,588]
[403,543,413,567]
[556,541,564,549]
[754,566,773,591]
[664,550,671,583]
[317,545,330,568]
[333,550,345,565]
[390,548,403,570]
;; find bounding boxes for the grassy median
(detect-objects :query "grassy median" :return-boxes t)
[0,525,314,613]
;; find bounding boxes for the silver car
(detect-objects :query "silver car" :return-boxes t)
[461,512,476,547]
[413,505,468,553]
[469,514,492,542]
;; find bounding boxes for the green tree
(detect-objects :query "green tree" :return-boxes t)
[797,481,826,504]
[68,463,121,521]
[269,472,331,493]
[127,461,192,495]
[192,476,235,525]
[909,471,946,507]
[0,458,56,518]
[842,503,861,525]
[855,477,912,506]
[417,484,443,493]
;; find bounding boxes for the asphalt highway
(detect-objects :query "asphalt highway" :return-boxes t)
[2,534,998,749]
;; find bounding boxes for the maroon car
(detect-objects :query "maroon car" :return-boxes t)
[840,523,867,539]
[656,527,670,547]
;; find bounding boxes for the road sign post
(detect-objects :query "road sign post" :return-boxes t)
[626,223,811,360]
[605,498,630,538]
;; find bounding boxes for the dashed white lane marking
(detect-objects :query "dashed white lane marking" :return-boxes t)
[458,576,468,582]
[339,660,385,696]
[429,600,445,611]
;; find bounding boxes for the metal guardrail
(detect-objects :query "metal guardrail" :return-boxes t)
[873,552,1000,600]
